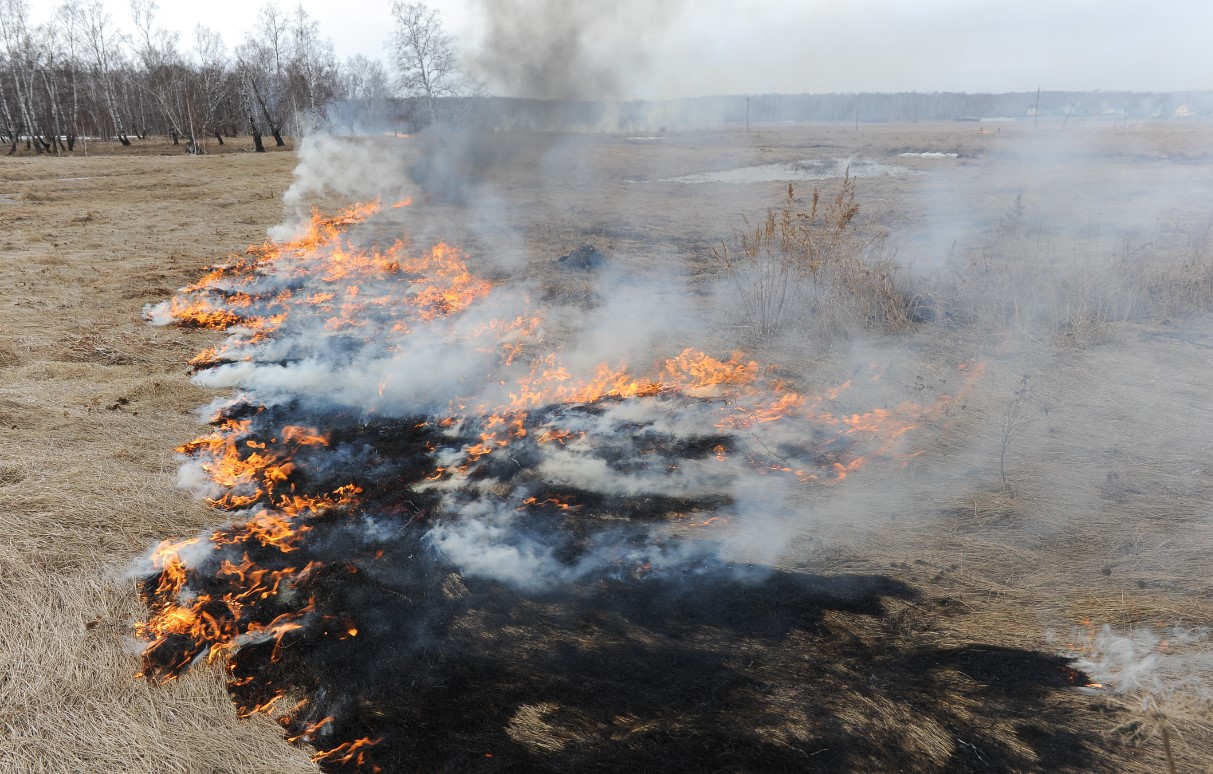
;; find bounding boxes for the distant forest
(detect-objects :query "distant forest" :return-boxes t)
[384,91,1213,134]
[4,10,1211,156]
[4,0,1211,154]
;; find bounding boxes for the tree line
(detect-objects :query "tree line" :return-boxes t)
[0,0,408,154]
[4,0,1210,155]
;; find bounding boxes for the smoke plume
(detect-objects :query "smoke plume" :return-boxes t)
[468,0,687,100]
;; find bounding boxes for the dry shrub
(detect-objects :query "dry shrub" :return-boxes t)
[19,190,46,203]
[713,173,910,338]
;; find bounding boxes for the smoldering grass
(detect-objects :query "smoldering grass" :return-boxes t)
[1059,624,1213,774]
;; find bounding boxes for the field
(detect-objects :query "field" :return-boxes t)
[1,120,1212,772]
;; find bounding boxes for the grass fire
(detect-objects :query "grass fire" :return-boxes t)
[3,113,1213,774]
[132,199,1007,771]
[6,0,1213,768]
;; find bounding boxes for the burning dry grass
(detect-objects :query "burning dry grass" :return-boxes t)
[2,121,1212,772]
[127,198,1004,770]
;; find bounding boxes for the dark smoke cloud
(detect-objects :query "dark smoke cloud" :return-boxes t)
[469,0,686,100]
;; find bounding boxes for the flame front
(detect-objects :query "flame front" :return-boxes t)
[136,200,980,771]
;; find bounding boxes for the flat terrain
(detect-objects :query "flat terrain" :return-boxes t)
[2,121,1212,771]
[0,149,317,772]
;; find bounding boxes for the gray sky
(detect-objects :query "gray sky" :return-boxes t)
[36,0,1213,98]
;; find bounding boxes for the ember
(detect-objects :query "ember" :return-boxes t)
[136,200,989,770]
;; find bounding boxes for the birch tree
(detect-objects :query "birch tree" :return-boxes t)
[285,5,336,130]
[83,1,131,144]
[0,0,43,152]
[237,5,288,146]
[192,25,234,145]
[388,1,463,126]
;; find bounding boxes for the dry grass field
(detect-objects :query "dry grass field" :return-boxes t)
[2,120,1212,772]
[0,148,318,772]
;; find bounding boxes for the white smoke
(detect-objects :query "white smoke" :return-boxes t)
[423,497,724,592]
[156,135,965,593]
[273,133,417,239]
[1049,624,1213,705]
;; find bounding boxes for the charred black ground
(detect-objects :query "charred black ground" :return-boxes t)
[137,397,1111,773]
[134,202,1116,773]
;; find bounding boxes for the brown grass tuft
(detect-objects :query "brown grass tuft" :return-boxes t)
[713,173,911,338]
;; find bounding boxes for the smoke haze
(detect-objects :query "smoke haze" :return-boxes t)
[123,0,1213,761]
[467,0,686,100]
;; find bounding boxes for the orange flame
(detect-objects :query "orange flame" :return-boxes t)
[312,737,383,771]
[137,199,987,768]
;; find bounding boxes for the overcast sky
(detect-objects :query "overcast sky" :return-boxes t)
[33,0,1213,98]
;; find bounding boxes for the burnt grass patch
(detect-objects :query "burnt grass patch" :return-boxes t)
[145,402,1115,772]
[219,557,1109,773]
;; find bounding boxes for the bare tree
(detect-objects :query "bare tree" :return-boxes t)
[0,0,45,152]
[388,1,463,126]
[286,5,337,130]
[0,60,16,149]
[192,25,234,146]
[57,6,87,150]
[82,1,131,144]
[236,5,289,147]
[337,53,392,133]
[129,0,195,149]
[238,69,265,152]
[33,22,69,152]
